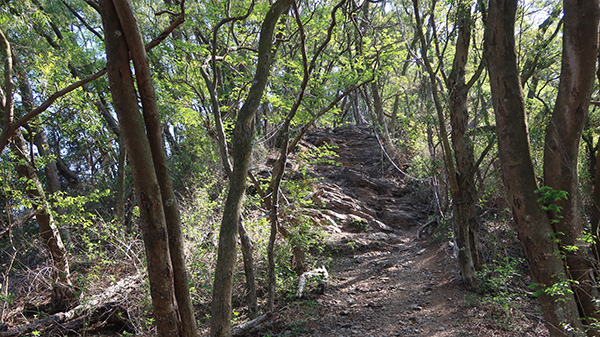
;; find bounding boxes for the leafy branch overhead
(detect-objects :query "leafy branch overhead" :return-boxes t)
[0,1,599,337]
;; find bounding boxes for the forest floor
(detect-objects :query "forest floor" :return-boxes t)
[243,125,548,337]
[0,125,549,337]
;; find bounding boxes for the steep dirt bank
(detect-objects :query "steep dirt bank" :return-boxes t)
[248,125,547,337]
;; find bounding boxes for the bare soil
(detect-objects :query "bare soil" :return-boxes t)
[0,125,548,336]
[247,125,548,337]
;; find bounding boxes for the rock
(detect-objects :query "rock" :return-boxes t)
[368,232,388,240]
[370,219,395,232]
[408,304,423,311]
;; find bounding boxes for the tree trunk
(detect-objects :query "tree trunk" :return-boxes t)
[391,94,399,139]
[486,0,588,334]
[447,0,481,289]
[116,138,127,225]
[14,67,61,195]
[100,2,181,335]
[32,129,61,194]
[1,28,74,311]
[111,2,198,335]
[210,1,293,336]
[202,47,259,323]
[237,220,258,318]
[413,0,482,290]
[352,94,366,125]
[200,13,261,320]
[595,47,600,258]
[542,0,600,332]
[370,81,393,149]
[11,133,75,309]
[593,133,600,259]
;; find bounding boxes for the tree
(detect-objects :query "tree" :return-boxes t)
[100,0,196,335]
[111,1,197,335]
[412,0,487,290]
[486,0,599,335]
[210,1,294,336]
[0,27,76,311]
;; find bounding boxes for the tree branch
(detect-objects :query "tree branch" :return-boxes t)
[60,0,104,40]
[0,209,41,239]
[0,28,13,131]
[0,6,185,154]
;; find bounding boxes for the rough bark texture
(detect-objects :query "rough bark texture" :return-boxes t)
[237,220,258,317]
[486,0,587,335]
[413,0,482,290]
[100,1,180,335]
[447,0,480,290]
[112,1,198,335]
[543,0,600,331]
[116,138,127,225]
[210,1,293,336]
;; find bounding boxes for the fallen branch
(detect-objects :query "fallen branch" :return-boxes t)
[0,274,143,337]
[416,219,436,240]
[0,209,41,239]
[231,311,273,336]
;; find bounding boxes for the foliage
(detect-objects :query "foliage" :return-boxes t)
[535,186,568,216]
[0,0,594,334]
[477,256,527,329]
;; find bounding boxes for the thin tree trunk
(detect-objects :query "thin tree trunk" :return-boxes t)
[1,28,74,311]
[15,56,75,248]
[413,0,482,289]
[593,137,600,259]
[265,0,345,309]
[352,94,366,125]
[203,56,259,322]
[116,138,127,225]
[11,133,75,309]
[370,81,393,149]
[594,49,600,258]
[200,19,259,319]
[32,129,61,194]
[237,220,257,318]
[210,1,293,336]
[100,2,181,335]
[390,94,399,139]
[13,54,61,195]
[447,0,481,288]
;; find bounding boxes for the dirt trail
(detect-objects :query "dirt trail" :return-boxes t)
[256,125,546,337]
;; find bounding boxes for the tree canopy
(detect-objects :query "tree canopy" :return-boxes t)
[0,0,599,336]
